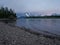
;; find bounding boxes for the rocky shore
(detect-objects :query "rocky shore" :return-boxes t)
[0,22,60,45]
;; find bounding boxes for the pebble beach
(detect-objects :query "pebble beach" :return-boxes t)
[0,22,60,45]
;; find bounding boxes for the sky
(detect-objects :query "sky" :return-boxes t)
[0,0,60,15]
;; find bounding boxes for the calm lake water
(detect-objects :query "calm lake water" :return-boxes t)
[15,18,60,35]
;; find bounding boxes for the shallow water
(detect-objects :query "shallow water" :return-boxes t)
[15,18,60,35]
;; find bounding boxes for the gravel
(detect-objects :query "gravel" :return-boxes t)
[0,22,60,45]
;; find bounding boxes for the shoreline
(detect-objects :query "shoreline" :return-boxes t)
[0,22,60,45]
[7,22,60,40]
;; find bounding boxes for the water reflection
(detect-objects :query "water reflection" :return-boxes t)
[16,18,60,35]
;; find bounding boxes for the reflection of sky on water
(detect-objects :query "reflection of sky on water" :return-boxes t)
[16,19,60,35]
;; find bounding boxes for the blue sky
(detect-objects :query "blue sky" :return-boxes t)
[0,0,60,14]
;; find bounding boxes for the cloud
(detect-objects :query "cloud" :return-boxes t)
[0,0,60,13]
[0,0,26,12]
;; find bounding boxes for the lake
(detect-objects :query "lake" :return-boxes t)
[15,18,60,36]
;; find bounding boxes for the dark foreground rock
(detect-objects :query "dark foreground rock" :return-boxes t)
[0,22,60,45]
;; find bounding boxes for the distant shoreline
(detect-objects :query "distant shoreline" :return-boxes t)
[18,16,60,19]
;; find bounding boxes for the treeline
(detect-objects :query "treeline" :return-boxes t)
[25,15,60,18]
[0,7,17,19]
